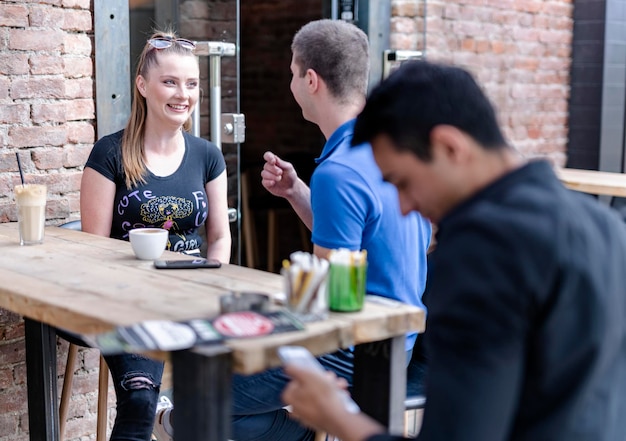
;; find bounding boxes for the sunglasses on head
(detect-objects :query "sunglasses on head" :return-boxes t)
[147,36,196,51]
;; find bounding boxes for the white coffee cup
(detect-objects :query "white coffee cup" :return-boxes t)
[128,228,168,260]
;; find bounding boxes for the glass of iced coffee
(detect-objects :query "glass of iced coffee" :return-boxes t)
[14,184,47,245]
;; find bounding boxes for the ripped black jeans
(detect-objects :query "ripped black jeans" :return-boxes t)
[104,353,164,441]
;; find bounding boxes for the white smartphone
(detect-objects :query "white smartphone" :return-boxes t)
[278,346,326,373]
[278,346,360,414]
[153,258,222,269]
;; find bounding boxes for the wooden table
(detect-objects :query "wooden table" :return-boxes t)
[556,167,626,197]
[0,222,425,440]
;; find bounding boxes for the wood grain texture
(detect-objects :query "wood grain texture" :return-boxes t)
[556,168,626,197]
[0,222,425,374]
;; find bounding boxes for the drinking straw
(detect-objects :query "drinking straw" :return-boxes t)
[15,152,25,185]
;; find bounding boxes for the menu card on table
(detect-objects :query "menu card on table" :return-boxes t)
[84,310,305,355]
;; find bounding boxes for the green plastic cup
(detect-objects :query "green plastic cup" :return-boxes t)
[328,262,367,312]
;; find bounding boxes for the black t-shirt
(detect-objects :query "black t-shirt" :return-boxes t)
[86,130,226,252]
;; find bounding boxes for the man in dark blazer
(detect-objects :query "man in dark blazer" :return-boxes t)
[281,60,626,441]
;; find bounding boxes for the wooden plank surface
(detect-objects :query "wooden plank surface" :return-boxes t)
[556,168,626,197]
[0,222,425,374]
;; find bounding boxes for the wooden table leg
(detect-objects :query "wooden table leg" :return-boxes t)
[24,318,60,441]
[172,345,233,441]
[352,336,407,434]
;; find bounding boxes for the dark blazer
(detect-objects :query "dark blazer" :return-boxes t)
[369,161,626,441]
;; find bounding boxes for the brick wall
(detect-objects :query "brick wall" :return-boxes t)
[0,0,94,225]
[391,0,573,166]
[0,2,105,440]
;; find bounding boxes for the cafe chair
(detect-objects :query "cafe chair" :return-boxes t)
[57,220,110,441]
[404,347,426,436]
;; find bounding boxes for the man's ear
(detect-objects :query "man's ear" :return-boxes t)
[305,68,319,93]
[430,125,471,164]
[136,75,147,97]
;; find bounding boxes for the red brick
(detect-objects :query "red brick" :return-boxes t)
[32,148,66,170]
[63,8,93,31]
[491,40,506,54]
[0,385,28,413]
[0,412,19,438]
[62,0,91,8]
[542,2,573,16]
[9,125,67,148]
[31,0,62,4]
[82,347,101,371]
[0,367,13,389]
[0,104,29,125]
[11,77,65,100]
[64,142,93,167]
[46,197,71,220]
[540,29,570,44]
[181,0,211,19]
[461,38,475,51]
[0,310,21,327]
[0,53,29,75]
[30,4,65,27]
[391,16,418,34]
[0,202,15,223]
[475,40,490,53]
[45,170,82,194]
[13,362,26,386]
[9,29,64,52]
[65,77,94,99]
[66,122,95,144]
[68,194,81,214]
[392,1,421,17]
[32,102,67,124]
[64,56,93,78]
[0,4,28,27]
[62,33,92,56]
[30,54,65,75]
[65,98,94,121]
[0,341,25,365]
[0,76,9,100]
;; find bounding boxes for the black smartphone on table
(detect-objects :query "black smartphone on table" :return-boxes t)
[154,258,222,269]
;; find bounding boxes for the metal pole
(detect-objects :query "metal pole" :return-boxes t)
[192,97,201,138]
[210,55,222,149]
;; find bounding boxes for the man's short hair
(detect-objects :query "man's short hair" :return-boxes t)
[292,19,369,102]
[352,61,508,160]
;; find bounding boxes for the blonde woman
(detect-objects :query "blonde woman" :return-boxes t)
[80,30,231,440]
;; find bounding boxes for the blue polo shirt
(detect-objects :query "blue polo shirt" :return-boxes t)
[310,119,431,351]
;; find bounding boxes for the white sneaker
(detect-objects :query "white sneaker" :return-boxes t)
[153,396,174,441]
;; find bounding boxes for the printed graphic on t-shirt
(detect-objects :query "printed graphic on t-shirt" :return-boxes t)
[140,196,193,230]
[139,195,198,250]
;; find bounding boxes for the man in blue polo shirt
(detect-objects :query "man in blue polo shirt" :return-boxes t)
[236,19,431,441]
